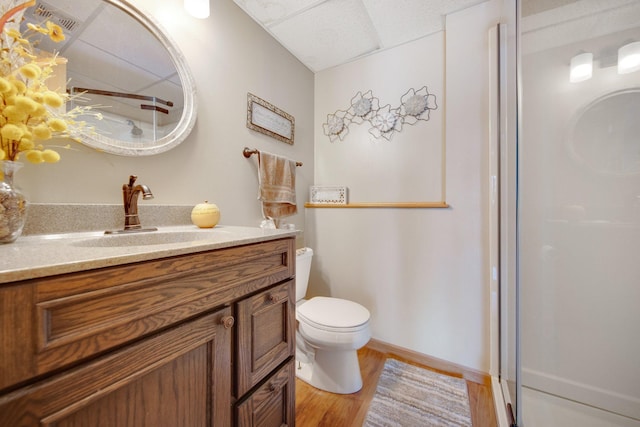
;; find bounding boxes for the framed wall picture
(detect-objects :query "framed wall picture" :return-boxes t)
[310,186,348,204]
[246,93,295,144]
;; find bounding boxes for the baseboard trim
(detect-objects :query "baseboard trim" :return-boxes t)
[365,338,491,386]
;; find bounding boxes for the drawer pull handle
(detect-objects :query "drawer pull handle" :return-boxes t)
[221,316,235,329]
[269,294,279,304]
[268,382,277,392]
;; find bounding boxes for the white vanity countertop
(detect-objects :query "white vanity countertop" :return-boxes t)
[0,225,297,285]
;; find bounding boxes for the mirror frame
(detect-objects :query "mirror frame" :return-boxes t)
[75,0,197,156]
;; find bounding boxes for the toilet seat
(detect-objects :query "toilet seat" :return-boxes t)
[297,296,370,333]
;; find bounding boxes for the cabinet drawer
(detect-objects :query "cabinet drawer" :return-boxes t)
[236,358,295,427]
[236,281,295,397]
[0,309,233,427]
[0,238,295,392]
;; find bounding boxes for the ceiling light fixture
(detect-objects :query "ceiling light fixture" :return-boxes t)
[618,41,640,74]
[569,52,593,83]
[184,0,209,19]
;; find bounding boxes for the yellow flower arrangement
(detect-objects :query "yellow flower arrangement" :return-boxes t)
[0,0,99,165]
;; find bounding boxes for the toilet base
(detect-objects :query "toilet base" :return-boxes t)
[295,348,363,394]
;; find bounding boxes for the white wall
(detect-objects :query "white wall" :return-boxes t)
[17,0,314,230]
[308,1,501,372]
[313,33,445,203]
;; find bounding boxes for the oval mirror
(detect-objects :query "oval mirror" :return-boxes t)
[569,89,640,175]
[22,0,197,156]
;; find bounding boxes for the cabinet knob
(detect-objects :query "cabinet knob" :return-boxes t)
[220,315,235,329]
[268,294,279,304]
[268,382,277,392]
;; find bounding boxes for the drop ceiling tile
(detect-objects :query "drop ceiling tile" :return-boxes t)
[269,0,380,71]
[234,0,323,26]
[37,0,100,23]
[66,41,157,94]
[363,0,489,48]
[233,0,492,72]
[81,7,176,78]
[521,0,579,17]
[362,0,446,47]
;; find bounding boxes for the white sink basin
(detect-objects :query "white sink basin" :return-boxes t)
[72,230,227,247]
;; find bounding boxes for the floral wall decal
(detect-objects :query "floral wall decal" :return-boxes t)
[368,104,402,140]
[400,87,438,125]
[347,90,379,124]
[322,109,350,142]
[322,86,437,142]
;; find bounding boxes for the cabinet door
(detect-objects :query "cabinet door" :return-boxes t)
[236,281,295,397]
[236,358,295,427]
[0,309,233,427]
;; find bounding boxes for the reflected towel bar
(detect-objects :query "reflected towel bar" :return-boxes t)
[71,87,174,107]
[243,147,302,166]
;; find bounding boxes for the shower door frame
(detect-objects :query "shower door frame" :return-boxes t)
[490,1,522,424]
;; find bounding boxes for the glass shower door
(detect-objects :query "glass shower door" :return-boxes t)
[517,0,640,425]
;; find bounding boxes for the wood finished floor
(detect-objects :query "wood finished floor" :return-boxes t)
[295,346,498,427]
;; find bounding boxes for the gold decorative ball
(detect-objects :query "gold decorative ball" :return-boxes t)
[191,201,220,228]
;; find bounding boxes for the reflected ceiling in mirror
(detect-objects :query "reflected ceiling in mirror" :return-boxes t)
[23,0,197,156]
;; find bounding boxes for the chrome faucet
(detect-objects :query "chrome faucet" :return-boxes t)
[106,175,157,234]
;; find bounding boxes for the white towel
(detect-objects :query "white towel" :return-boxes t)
[257,151,297,220]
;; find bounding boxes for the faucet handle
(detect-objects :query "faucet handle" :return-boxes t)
[128,175,138,187]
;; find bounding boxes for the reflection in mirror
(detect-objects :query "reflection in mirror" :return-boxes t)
[570,89,640,175]
[22,0,196,156]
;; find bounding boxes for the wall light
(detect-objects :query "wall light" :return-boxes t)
[569,52,593,83]
[184,0,210,19]
[618,41,640,74]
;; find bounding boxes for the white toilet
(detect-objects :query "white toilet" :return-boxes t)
[295,248,371,394]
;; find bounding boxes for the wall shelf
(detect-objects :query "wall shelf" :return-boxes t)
[304,202,449,209]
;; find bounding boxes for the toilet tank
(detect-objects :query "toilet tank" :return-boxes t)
[295,248,314,301]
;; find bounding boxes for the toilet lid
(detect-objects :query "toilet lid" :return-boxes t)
[297,296,370,330]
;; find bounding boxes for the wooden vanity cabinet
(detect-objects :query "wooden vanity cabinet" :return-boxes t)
[0,309,232,427]
[236,280,295,397]
[235,281,296,427]
[0,237,296,427]
[236,359,296,427]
